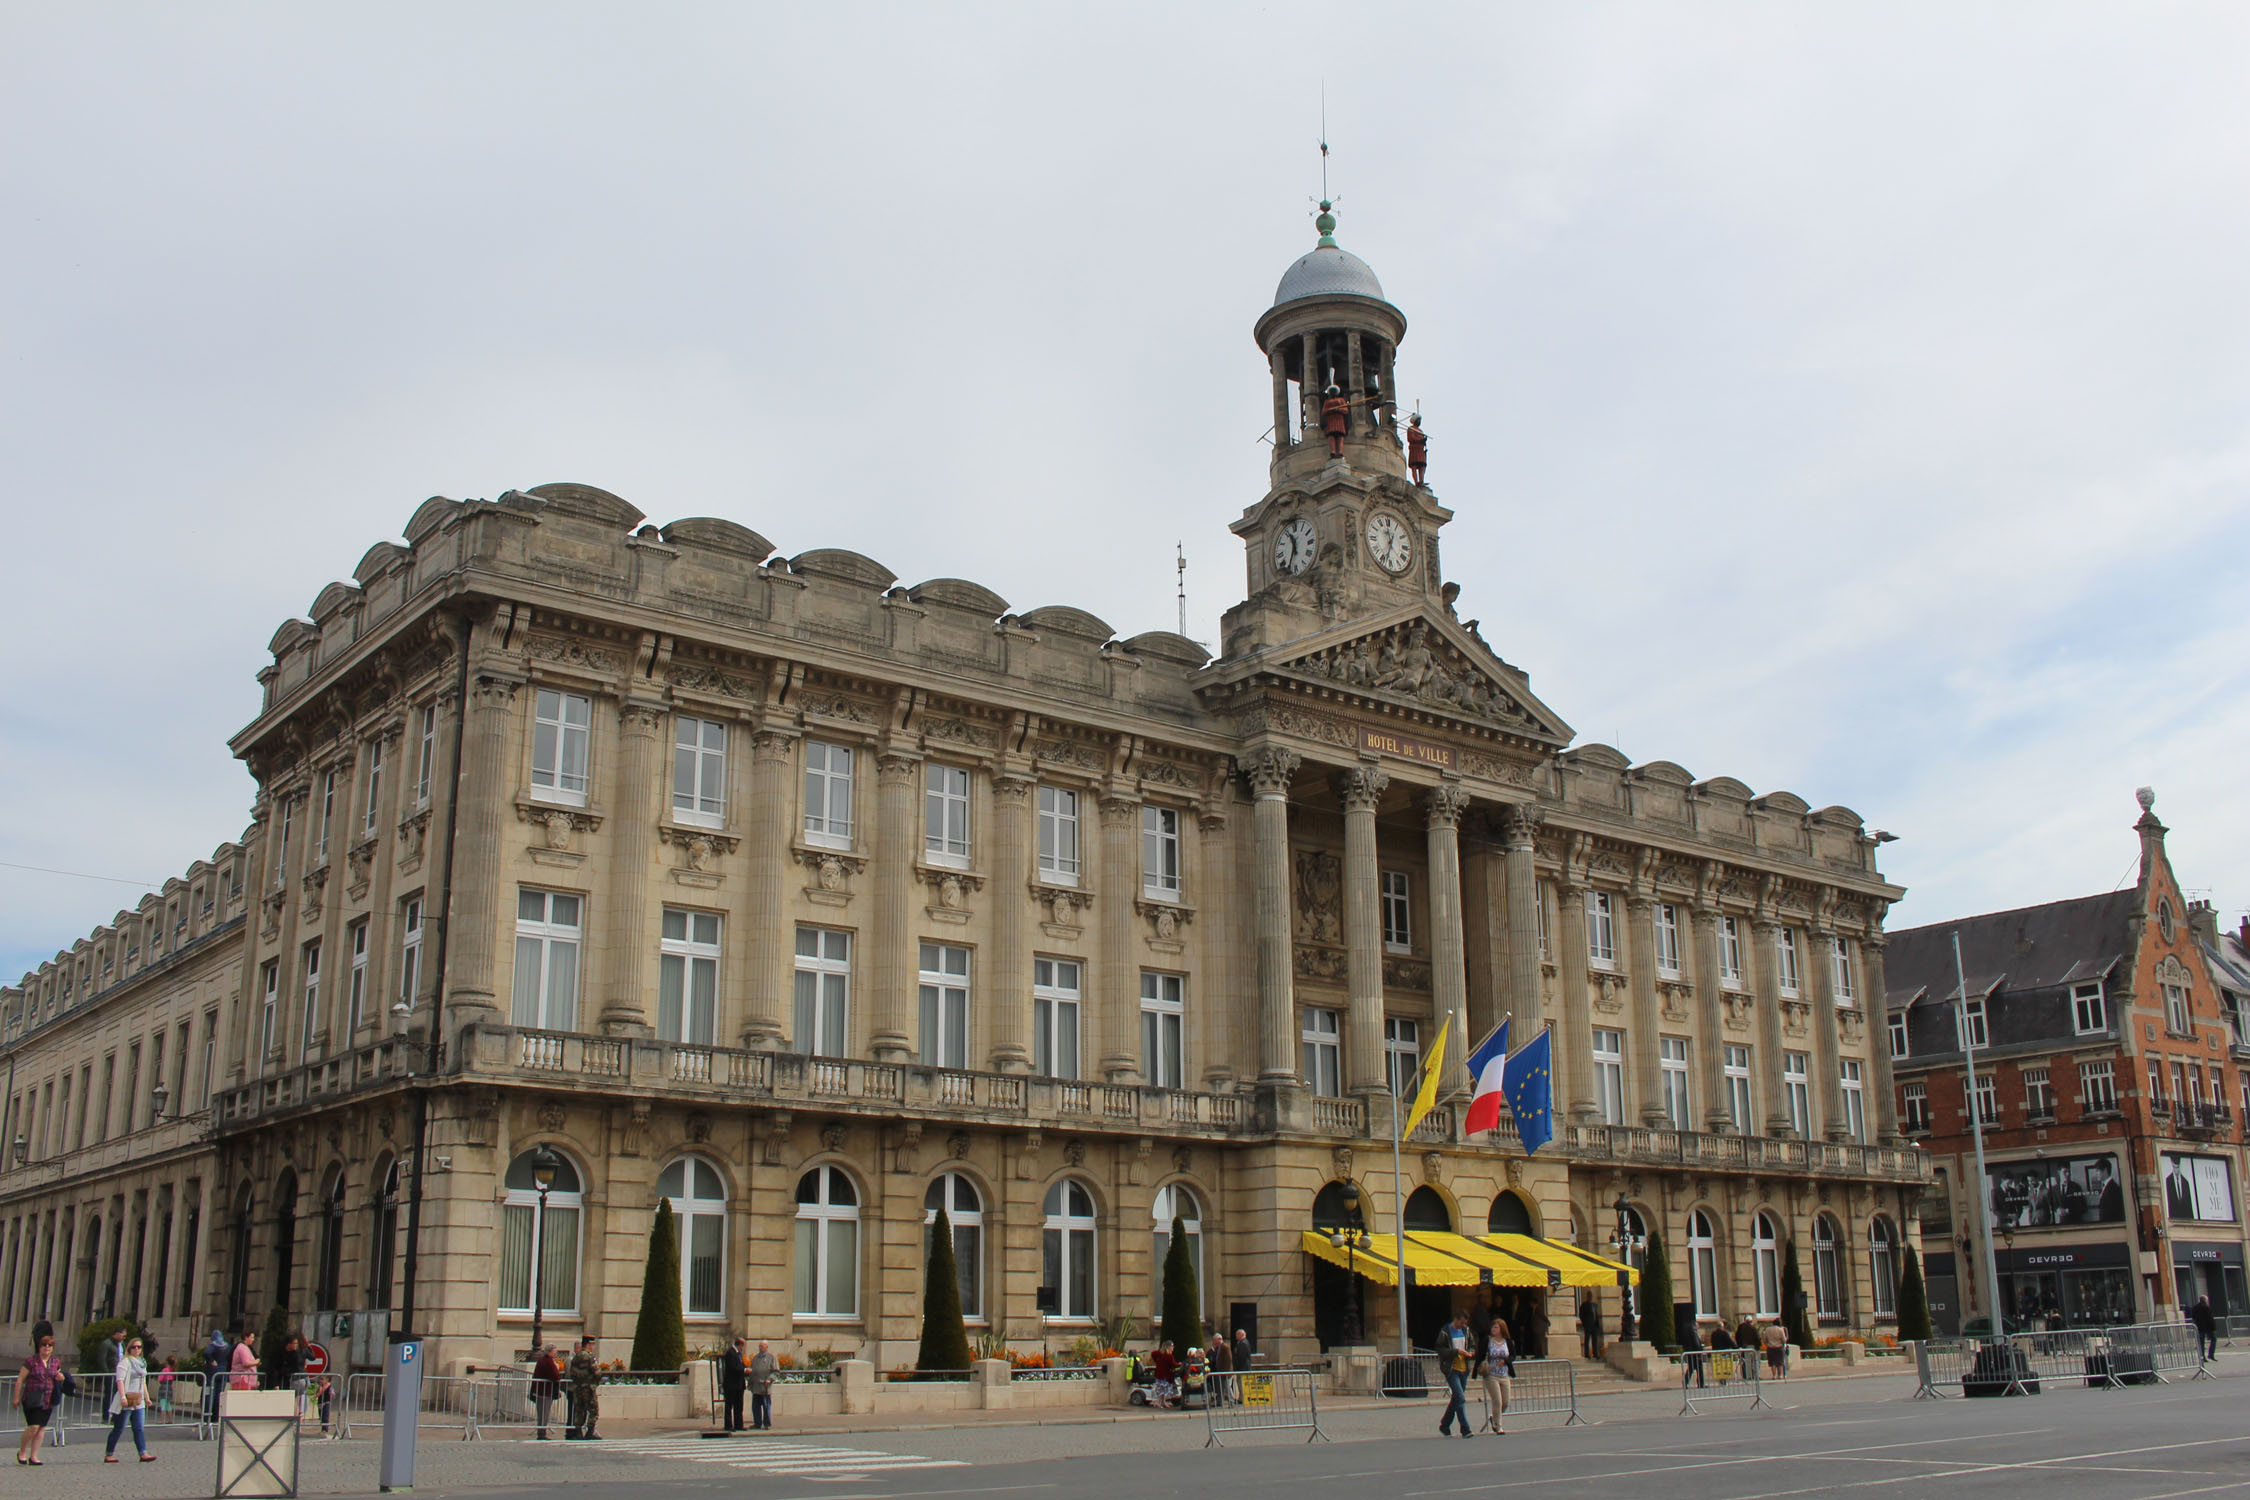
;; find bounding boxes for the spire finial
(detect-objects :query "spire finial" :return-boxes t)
[1314,89,1339,248]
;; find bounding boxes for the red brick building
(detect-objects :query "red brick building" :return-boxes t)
[1886,790,2247,1333]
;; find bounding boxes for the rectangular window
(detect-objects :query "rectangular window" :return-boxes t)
[398,898,424,1014]
[512,889,584,1031]
[1831,936,1855,1005]
[174,1020,191,1105]
[918,942,971,1069]
[1901,1081,1930,1133]
[1142,806,1182,898]
[1656,904,1682,977]
[124,1044,142,1134]
[1887,1009,1909,1060]
[201,1014,215,1106]
[1784,1051,1810,1135]
[1536,887,1549,961]
[1776,928,1801,996]
[297,940,322,1061]
[1140,971,1184,1088]
[672,716,728,826]
[531,689,592,804]
[1592,1028,1625,1125]
[362,736,385,834]
[2024,1066,2054,1120]
[1587,891,1617,968]
[316,769,337,863]
[802,741,854,847]
[1661,1036,1691,1130]
[1381,871,1411,952]
[924,763,971,865]
[1384,1017,1421,1099]
[1724,1044,1753,1133]
[1720,916,1744,988]
[414,703,437,805]
[275,796,296,887]
[659,909,722,1046]
[95,1057,112,1144]
[1032,958,1081,1079]
[1036,786,1080,884]
[346,919,370,1036]
[2166,982,2192,1035]
[1840,1058,1866,1142]
[792,927,851,1056]
[2150,1056,2168,1108]
[1960,996,1988,1050]
[1301,1007,1342,1097]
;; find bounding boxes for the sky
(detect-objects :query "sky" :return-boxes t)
[3,2,2246,983]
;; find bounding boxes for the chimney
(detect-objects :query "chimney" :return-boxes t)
[2188,900,2219,948]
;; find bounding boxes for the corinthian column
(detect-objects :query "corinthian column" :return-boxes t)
[739,730,795,1048]
[445,673,521,1024]
[1339,767,1390,1095]
[1806,922,1848,1140]
[1862,929,1902,1143]
[987,774,1033,1074]
[1554,870,1597,1122]
[1098,794,1142,1083]
[1752,917,1793,1136]
[1246,749,1301,1084]
[1625,892,1666,1126]
[598,700,666,1036]
[1689,901,1732,1132]
[1424,787,1471,1076]
[869,754,920,1062]
[1501,807,1544,1032]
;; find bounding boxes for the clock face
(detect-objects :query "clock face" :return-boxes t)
[1273,517,1316,576]
[1365,512,1414,574]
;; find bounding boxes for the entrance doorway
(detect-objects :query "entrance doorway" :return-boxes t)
[1311,1181,1365,1351]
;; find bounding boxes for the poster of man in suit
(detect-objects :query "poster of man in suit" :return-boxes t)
[1984,1153,2128,1228]
[2162,1153,2237,1222]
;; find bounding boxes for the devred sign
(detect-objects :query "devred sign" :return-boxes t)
[302,1342,330,1376]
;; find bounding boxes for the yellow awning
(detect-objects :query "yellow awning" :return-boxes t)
[1301,1230,1638,1289]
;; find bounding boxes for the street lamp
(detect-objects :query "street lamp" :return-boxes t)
[1326,1181,1366,1344]
[151,1080,169,1123]
[527,1145,560,1359]
[10,1135,24,1168]
[1611,1195,1641,1342]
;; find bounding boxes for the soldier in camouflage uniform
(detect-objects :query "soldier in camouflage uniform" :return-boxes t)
[565,1337,601,1440]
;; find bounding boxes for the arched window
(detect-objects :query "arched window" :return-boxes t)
[271,1169,300,1312]
[1403,1186,1453,1232]
[924,1172,984,1320]
[1152,1183,1201,1294]
[1042,1179,1097,1321]
[499,1149,582,1316]
[1311,1180,1363,1230]
[1752,1212,1781,1318]
[1487,1193,1537,1237]
[227,1185,253,1328]
[82,1214,102,1326]
[1813,1214,1843,1320]
[1869,1216,1897,1319]
[316,1168,346,1310]
[1687,1210,1720,1320]
[366,1156,398,1311]
[658,1158,728,1319]
[794,1166,859,1318]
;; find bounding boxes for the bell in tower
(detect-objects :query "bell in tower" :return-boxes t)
[1254,201,1409,487]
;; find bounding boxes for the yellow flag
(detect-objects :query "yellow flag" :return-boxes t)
[1401,1014,1453,1140]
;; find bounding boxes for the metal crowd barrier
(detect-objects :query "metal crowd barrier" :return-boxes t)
[1674,1347,1767,1414]
[1380,1352,1438,1398]
[1496,1358,1585,1426]
[1915,1322,2216,1400]
[1204,1367,1326,1447]
[331,1371,485,1440]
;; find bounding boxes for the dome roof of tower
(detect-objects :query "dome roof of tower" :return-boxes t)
[1273,243,1387,308]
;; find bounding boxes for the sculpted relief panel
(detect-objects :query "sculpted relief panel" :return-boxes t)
[1284,620,1536,728]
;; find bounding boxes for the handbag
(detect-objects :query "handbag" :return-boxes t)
[122,1391,146,1409]
[57,1371,79,1398]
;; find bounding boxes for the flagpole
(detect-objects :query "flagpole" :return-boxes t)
[1390,1082,1410,1360]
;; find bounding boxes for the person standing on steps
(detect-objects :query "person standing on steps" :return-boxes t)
[1436,1313,1474,1439]
[1578,1294,1603,1359]
[747,1340,778,1431]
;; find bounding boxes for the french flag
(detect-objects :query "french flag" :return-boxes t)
[1463,1021,1510,1136]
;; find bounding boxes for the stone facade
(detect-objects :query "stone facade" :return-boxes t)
[0,211,1923,1371]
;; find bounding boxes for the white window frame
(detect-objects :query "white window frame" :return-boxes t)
[2166,982,2192,1035]
[2071,982,2106,1036]
[1384,1016,1421,1099]
[659,908,722,1046]
[672,715,728,828]
[660,1157,729,1320]
[499,1150,583,1317]
[2023,1066,2054,1120]
[530,689,592,806]
[1965,1070,1997,1127]
[1586,891,1617,968]
[361,736,385,836]
[1888,1009,1909,1059]
[1302,1007,1342,1097]
[298,940,322,1062]
[346,919,370,1036]
[512,889,584,1032]
[1688,1209,1720,1319]
[1777,927,1802,996]
[1381,871,1411,953]
[1660,1036,1691,1130]
[1592,1027,1626,1125]
[1784,1050,1810,1135]
[793,1165,860,1319]
[802,740,855,848]
[1032,957,1081,1079]
[1813,1215,1843,1321]
[1656,903,1682,977]
[1959,996,1988,1050]
[1536,886,1549,961]
[1724,1044,1752,1133]
[925,1171,985,1321]
[1041,1178,1098,1322]
[1720,916,1744,988]
[1140,971,1185,1088]
[1142,805,1182,899]
[924,763,971,867]
[1870,1217,1898,1318]
[316,769,337,864]
[793,927,852,1057]
[273,796,295,888]
[1840,1058,1866,1142]
[1752,1211,1781,1317]
[1036,785,1081,885]
[259,961,279,1062]
[398,897,423,1016]
[1152,1182,1202,1302]
[1901,1080,1930,1133]
[1831,936,1855,1005]
[919,942,971,1069]
[414,703,437,806]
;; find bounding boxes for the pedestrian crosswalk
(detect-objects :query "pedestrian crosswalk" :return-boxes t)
[564,1433,970,1478]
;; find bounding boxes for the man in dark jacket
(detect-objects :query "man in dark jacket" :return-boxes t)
[1232,1328,1252,1377]
[1578,1295,1602,1358]
[2190,1295,2219,1362]
[719,1337,749,1430]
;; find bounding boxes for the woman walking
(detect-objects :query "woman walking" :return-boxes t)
[230,1330,260,1392]
[15,1326,65,1466]
[1479,1317,1513,1434]
[105,1335,157,1463]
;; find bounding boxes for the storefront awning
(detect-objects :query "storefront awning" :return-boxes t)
[1300,1230,1638,1288]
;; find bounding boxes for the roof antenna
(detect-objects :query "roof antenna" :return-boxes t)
[1176,542,1188,637]
[1320,83,1329,201]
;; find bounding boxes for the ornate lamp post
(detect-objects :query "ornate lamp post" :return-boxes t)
[151,1079,170,1123]
[10,1135,24,1168]
[1611,1195,1642,1342]
[1326,1180,1367,1344]
[527,1145,560,1358]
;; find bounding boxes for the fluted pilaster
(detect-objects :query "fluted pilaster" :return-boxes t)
[740,730,795,1048]
[988,774,1034,1074]
[446,673,521,1023]
[1340,767,1390,1094]
[1247,748,1301,1083]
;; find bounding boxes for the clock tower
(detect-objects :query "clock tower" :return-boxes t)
[1220,203,1454,661]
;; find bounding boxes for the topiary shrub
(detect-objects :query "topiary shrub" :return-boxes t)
[1159,1215,1201,1356]
[75,1316,154,1375]
[916,1207,973,1376]
[258,1305,294,1387]
[1782,1239,1812,1347]
[1896,1243,1933,1342]
[1638,1228,1675,1351]
[630,1200,687,1373]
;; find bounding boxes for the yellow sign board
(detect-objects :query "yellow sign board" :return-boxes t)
[1240,1373,1275,1407]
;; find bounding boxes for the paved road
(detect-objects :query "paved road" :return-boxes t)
[28,1366,2250,1498]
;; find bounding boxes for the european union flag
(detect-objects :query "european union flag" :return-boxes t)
[1502,1028,1554,1155]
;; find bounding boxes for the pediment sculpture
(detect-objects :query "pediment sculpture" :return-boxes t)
[1280,618,1536,728]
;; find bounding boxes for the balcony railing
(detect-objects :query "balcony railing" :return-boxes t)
[1560,1121,1926,1180]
